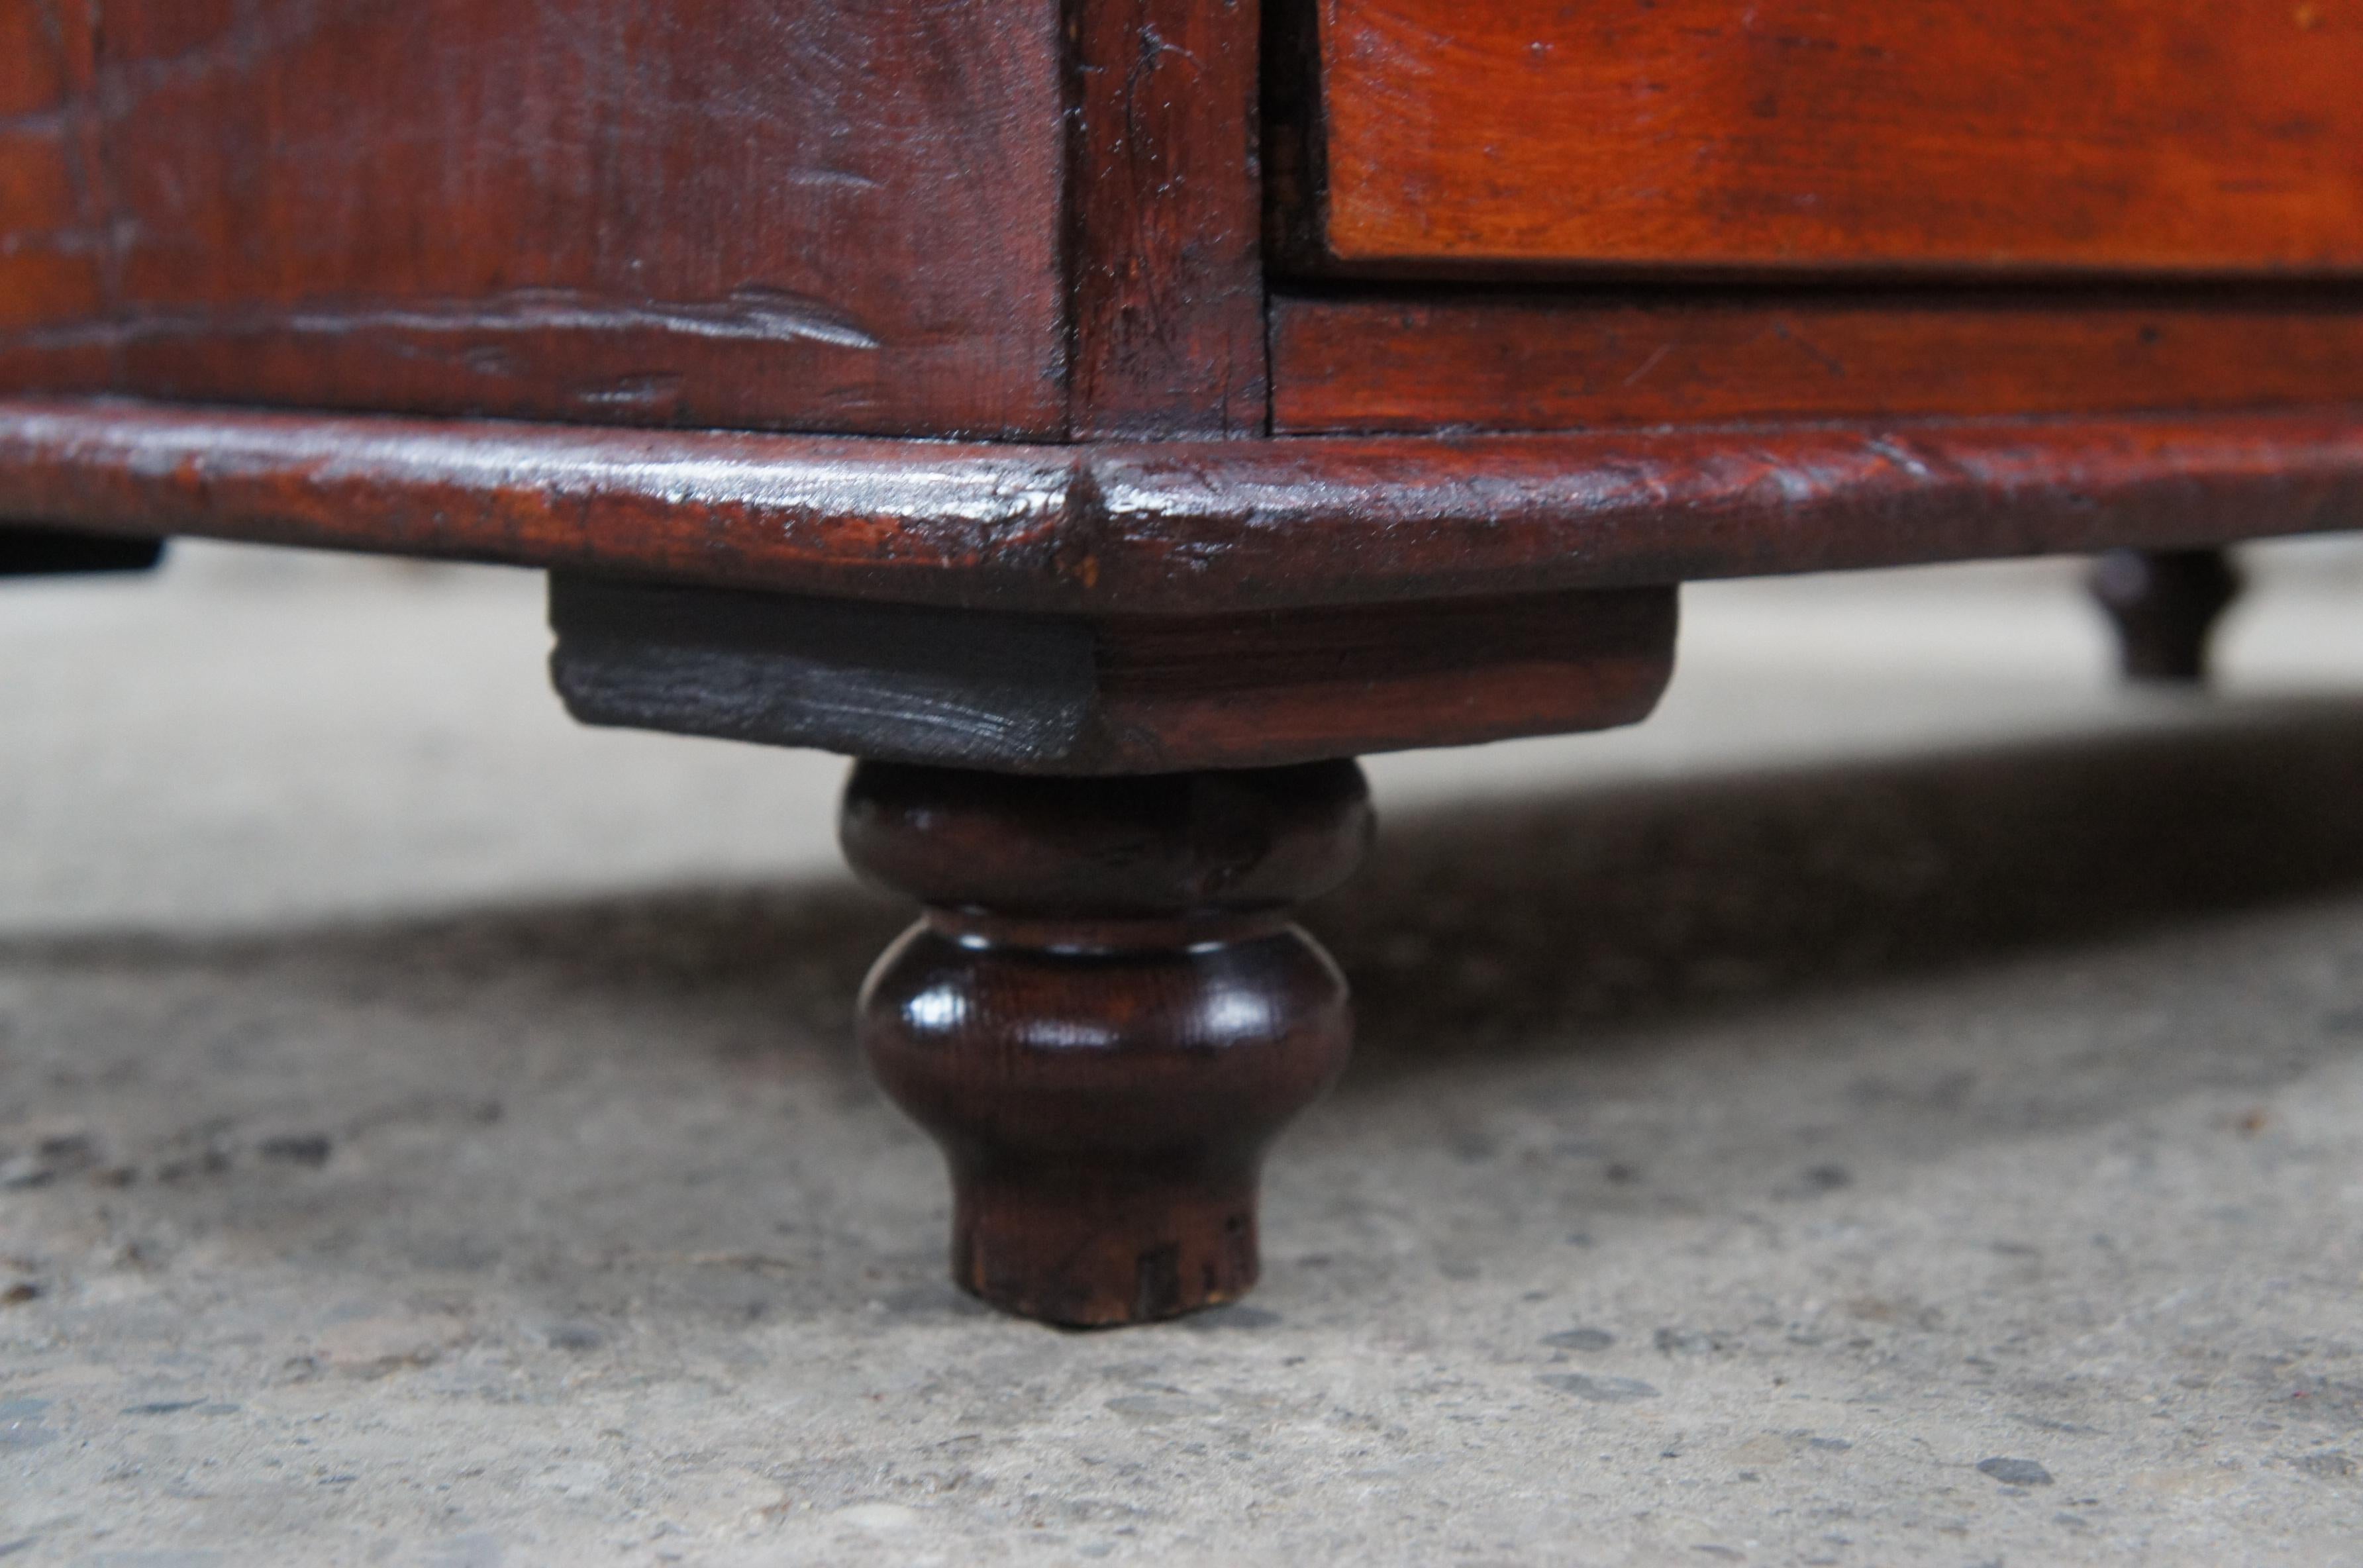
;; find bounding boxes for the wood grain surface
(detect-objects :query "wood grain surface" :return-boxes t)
[0,0,1066,437]
[1306,0,2363,276]
[844,761,1371,1322]
[0,3,103,344]
[6,398,2360,610]
[550,576,1676,771]
[1274,295,2363,433]
[1068,0,1268,438]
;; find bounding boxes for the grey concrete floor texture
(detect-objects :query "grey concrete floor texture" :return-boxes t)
[5,541,2363,1567]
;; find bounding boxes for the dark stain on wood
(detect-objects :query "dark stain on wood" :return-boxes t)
[549,574,1675,773]
[844,758,1370,1323]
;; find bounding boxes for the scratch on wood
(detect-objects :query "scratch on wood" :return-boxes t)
[77,0,336,115]
[1621,342,1674,387]
[9,285,883,352]
[1770,320,1848,378]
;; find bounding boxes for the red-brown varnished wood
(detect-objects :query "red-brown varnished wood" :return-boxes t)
[844,760,1371,1324]
[1303,0,2363,277]
[1080,591,1671,769]
[1068,0,1268,438]
[0,3,103,343]
[5,399,2361,611]
[1274,295,2363,434]
[0,1,1066,437]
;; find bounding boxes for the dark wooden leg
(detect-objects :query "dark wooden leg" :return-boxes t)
[0,524,164,577]
[2089,546,2242,684]
[839,760,1372,1326]
[552,575,1670,1323]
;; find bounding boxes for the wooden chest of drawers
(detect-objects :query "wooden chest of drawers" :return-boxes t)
[3,0,2358,1326]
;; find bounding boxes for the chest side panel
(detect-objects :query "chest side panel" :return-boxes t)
[0,0,1066,437]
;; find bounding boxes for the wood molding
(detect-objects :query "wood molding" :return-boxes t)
[4,397,2362,612]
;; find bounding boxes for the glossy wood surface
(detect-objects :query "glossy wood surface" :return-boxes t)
[1274,295,2363,434]
[844,761,1372,1324]
[550,575,1674,772]
[1305,0,2363,276]
[0,0,1066,437]
[6,399,2360,611]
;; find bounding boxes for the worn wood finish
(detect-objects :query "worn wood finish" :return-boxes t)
[843,759,1370,1324]
[1274,295,2363,434]
[549,574,1673,773]
[1068,0,1267,438]
[6,399,2362,611]
[2090,548,2245,685]
[1302,0,2363,277]
[0,0,1066,438]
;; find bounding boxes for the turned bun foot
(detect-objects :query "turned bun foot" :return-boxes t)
[841,761,1372,1326]
[2089,546,2242,684]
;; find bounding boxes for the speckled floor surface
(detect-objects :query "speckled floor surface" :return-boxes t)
[4,542,2362,1566]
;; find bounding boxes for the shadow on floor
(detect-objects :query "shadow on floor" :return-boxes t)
[1318,695,2363,1087]
[8,696,2363,1081]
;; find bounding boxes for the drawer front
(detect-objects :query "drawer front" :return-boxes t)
[1308,0,2363,275]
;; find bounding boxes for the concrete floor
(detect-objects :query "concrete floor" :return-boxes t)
[4,541,2363,1566]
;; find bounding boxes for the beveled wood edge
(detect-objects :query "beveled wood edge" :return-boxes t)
[547,576,1676,773]
[3,396,2360,614]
